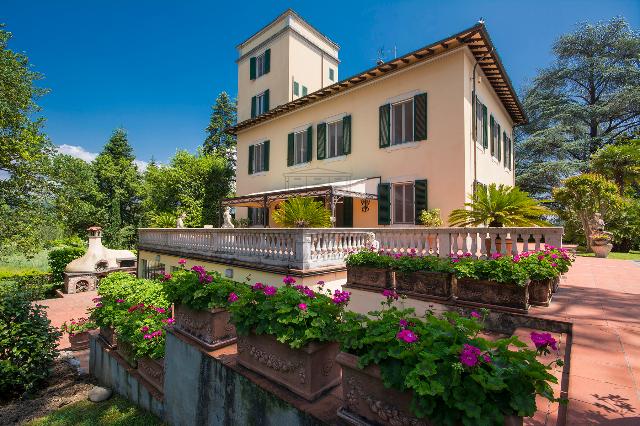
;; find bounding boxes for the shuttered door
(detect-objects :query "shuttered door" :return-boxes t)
[414,179,428,224]
[377,183,391,225]
[343,197,353,227]
[379,104,390,148]
[287,133,294,166]
[413,93,428,141]
[248,145,254,175]
[317,123,326,160]
[343,115,352,154]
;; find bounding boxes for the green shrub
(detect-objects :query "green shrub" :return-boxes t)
[452,253,530,286]
[48,246,86,283]
[115,304,171,360]
[418,208,444,227]
[345,248,392,269]
[391,253,454,274]
[0,288,60,398]
[0,271,55,300]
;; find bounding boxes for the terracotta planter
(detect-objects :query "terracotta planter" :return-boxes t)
[394,270,453,300]
[485,237,513,255]
[591,243,613,258]
[68,331,91,351]
[236,332,340,401]
[99,326,117,348]
[346,265,391,291]
[455,277,529,311]
[174,304,236,350]
[337,351,523,426]
[116,339,137,368]
[529,279,553,306]
[137,357,164,392]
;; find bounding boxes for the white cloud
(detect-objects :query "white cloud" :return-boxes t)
[57,144,148,172]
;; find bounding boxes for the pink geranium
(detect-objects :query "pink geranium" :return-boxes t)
[298,303,307,311]
[228,292,239,303]
[396,329,418,343]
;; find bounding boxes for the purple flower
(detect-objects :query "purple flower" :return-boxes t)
[460,344,482,367]
[252,282,264,290]
[399,319,409,328]
[95,303,103,308]
[483,354,492,364]
[470,311,481,319]
[530,332,558,351]
[491,252,502,259]
[92,297,101,303]
[263,286,277,296]
[298,303,307,311]
[382,289,399,300]
[303,287,316,298]
[228,292,239,303]
[191,265,206,274]
[178,258,187,265]
[396,329,418,343]
[143,334,152,340]
[155,307,166,314]
[283,276,296,285]
[116,299,125,303]
[141,326,150,333]
[332,290,351,305]
[317,280,325,287]
[162,318,175,324]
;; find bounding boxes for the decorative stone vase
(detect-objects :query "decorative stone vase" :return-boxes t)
[528,279,553,306]
[236,332,341,401]
[455,277,529,311]
[68,331,91,351]
[336,351,523,426]
[394,271,454,300]
[174,304,236,350]
[346,266,391,291]
[99,326,117,348]
[137,357,164,393]
[116,339,137,368]
[591,243,613,258]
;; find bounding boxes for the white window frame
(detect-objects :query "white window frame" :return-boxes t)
[255,51,267,78]
[294,130,307,165]
[391,98,414,145]
[256,91,267,115]
[252,141,266,173]
[392,182,415,225]
[326,119,344,159]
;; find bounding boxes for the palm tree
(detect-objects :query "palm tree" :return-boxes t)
[448,184,551,227]
[272,197,332,228]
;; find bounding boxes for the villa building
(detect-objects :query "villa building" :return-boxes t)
[224,9,525,227]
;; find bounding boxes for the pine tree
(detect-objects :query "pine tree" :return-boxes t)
[203,92,237,165]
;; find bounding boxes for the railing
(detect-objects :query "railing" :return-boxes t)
[138,227,563,271]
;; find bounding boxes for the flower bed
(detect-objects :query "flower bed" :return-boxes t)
[60,317,97,351]
[163,264,249,350]
[391,252,455,300]
[229,277,349,401]
[345,249,392,290]
[338,300,562,425]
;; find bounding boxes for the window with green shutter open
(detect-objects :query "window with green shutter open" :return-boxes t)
[392,182,415,224]
[248,140,269,174]
[293,81,299,96]
[291,128,311,165]
[251,49,270,80]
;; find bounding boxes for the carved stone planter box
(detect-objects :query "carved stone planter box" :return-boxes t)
[529,279,553,306]
[346,266,391,291]
[394,271,453,300]
[69,331,91,351]
[337,352,523,426]
[174,304,236,350]
[100,326,117,348]
[551,276,560,293]
[137,357,164,393]
[455,277,529,311]
[236,333,340,401]
[116,339,137,368]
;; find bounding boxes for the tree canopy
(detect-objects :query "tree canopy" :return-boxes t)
[203,91,237,165]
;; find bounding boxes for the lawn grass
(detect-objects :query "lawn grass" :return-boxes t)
[0,249,50,275]
[26,396,163,426]
[576,249,640,261]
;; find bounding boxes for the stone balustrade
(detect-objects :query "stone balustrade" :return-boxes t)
[138,227,563,271]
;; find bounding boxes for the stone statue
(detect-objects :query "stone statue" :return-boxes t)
[176,212,186,228]
[222,207,234,229]
[365,232,380,251]
[589,213,606,233]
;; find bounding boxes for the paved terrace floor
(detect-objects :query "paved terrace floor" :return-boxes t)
[37,257,640,425]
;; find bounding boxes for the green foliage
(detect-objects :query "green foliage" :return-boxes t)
[142,150,233,228]
[272,197,332,228]
[114,304,170,360]
[340,307,561,424]
[148,212,177,228]
[203,91,237,166]
[60,317,97,336]
[0,271,55,300]
[591,136,640,196]
[0,288,60,398]
[345,248,393,269]
[418,208,444,227]
[163,267,249,311]
[516,17,640,197]
[48,246,86,283]
[449,184,551,227]
[452,254,530,286]
[607,197,640,252]
[390,253,454,274]
[517,255,559,281]
[229,279,349,349]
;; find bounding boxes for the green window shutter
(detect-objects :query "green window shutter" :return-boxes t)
[250,57,256,80]
[302,86,307,96]
[293,81,299,96]
[248,145,254,175]
[414,179,428,224]
[317,123,327,160]
[247,207,253,225]
[263,89,270,112]
[251,96,256,118]
[264,49,271,74]
[377,183,391,225]
[482,105,488,149]
[263,140,270,171]
[287,133,294,166]
[329,68,335,81]
[503,132,508,167]
[343,115,352,155]
[413,93,428,141]
[343,197,353,227]
[379,104,390,148]
[497,123,502,160]
[306,126,313,162]
[489,115,495,155]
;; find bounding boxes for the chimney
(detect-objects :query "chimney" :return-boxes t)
[87,226,104,250]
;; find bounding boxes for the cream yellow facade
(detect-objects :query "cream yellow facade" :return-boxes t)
[231,12,519,228]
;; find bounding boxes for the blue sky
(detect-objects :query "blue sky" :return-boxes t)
[3,0,638,167]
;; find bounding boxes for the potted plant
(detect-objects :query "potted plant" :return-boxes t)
[345,249,392,291]
[229,277,349,401]
[60,317,98,351]
[516,252,559,306]
[448,184,551,254]
[452,254,531,311]
[418,208,444,250]
[590,232,614,258]
[541,245,575,292]
[337,300,562,425]
[390,252,455,300]
[115,303,171,391]
[163,265,249,350]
